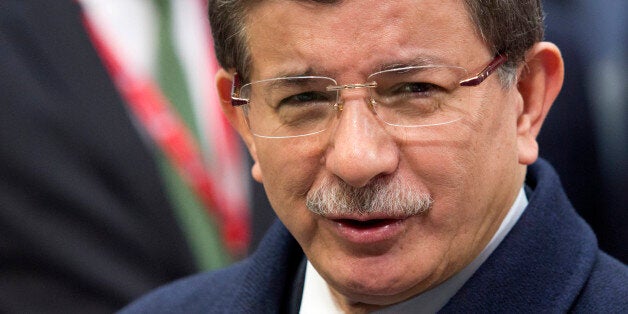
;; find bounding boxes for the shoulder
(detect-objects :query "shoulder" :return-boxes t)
[119,262,250,313]
[571,252,628,312]
[119,220,306,313]
[527,160,628,311]
[443,160,625,312]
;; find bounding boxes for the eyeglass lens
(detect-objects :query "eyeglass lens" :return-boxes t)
[239,65,471,138]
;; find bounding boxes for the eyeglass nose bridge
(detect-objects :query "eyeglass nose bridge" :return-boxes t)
[326,81,377,112]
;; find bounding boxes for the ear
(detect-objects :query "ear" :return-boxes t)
[515,42,564,165]
[216,69,264,183]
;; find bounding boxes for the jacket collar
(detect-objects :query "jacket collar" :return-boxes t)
[442,159,598,312]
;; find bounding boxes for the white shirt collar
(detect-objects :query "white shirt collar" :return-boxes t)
[300,188,529,313]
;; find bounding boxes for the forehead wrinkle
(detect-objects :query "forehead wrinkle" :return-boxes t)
[266,67,336,80]
[246,0,487,81]
[271,54,455,80]
[245,2,331,80]
[376,55,458,72]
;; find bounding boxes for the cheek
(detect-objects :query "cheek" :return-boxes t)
[398,108,503,222]
[256,136,326,194]
[393,133,469,242]
[443,86,521,187]
[403,89,521,233]
[254,137,326,236]
[397,124,474,193]
[473,89,522,184]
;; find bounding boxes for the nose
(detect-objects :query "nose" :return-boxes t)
[324,95,399,187]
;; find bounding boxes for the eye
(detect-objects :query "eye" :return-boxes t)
[390,82,442,96]
[275,91,334,129]
[278,91,332,107]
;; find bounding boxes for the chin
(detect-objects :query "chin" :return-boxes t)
[336,281,418,307]
[328,259,431,306]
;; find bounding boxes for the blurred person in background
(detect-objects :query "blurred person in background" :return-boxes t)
[0,0,255,312]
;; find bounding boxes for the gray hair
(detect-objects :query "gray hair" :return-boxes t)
[208,0,544,87]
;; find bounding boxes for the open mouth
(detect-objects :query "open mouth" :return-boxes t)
[327,217,407,244]
[334,218,401,229]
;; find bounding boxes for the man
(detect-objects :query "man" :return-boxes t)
[122,0,627,313]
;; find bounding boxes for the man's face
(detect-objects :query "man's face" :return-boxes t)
[242,0,527,308]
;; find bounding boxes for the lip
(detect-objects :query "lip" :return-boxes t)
[323,214,408,245]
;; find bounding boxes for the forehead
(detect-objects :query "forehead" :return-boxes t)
[245,0,488,80]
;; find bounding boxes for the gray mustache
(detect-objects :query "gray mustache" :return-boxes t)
[306,176,433,217]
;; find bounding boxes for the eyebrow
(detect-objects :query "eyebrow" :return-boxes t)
[377,55,453,72]
[267,67,333,80]
[263,54,454,80]
[266,77,313,89]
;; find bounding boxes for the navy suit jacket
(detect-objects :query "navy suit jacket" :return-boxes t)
[121,159,628,313]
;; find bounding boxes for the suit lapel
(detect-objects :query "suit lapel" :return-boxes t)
[230,221,306,312]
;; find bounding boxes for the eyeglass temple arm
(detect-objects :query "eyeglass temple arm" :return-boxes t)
[231,73,248,106]
[459,54,508,87]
